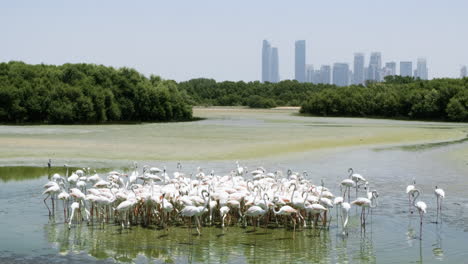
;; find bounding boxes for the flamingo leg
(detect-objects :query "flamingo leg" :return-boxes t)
[195,216,201,235]
[51,197,55,215]
[419,211,423,240]
[63,200,67,222]
[43,194,51,216]
[439,198,442,223]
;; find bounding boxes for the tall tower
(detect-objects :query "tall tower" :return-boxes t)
[368,52,382,82]
[400,61,413,77]
[416,58,428,80]
[353,53,365,85]
[262,40,271,82]
[270,47,279,83]
[295,40,306,82]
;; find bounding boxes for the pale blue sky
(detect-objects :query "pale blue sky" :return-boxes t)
[1,0,467,81]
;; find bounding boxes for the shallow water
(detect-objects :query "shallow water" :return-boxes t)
[1,108,468,263]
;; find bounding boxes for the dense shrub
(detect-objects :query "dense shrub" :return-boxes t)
[0,62,192,124]
[300,76,468,121]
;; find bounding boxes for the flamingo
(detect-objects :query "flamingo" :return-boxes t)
[341,178,355,202]
[304,203,327,227]
[220,206,230,227]
[179,190,209,235]
[406,179,417,213]
[411,189,427,240]
[434,186,445,224]
[57,190,70,221]
[272,205,298,231]
[116,199,136,228]
[160,193,175,228]
[43,182,62,216]
[348,168,367,198]
[245,194,270,230]
[68,202,80,229]
[351,197,372,227]
[341,202,351,236]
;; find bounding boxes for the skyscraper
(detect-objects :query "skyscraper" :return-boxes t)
[416,58,428,80]
[295,40,306,82]
[270,47,279,83]
[261,40,271,82]
[461,66,467,78]
[333,63,349,86]
[400,61,413,77]
[353,53,365,85]
[367,52,382,82]
[261,40,280,83]
[320,65,331,84]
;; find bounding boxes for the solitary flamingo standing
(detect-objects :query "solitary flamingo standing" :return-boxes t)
[406,179,417,214]
[434,186,445,224]
[411,189,427,240]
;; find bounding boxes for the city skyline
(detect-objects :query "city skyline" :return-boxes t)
[263,40,435,85]
[1,1,467,82]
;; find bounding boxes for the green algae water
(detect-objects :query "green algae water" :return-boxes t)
[1,108,468,263]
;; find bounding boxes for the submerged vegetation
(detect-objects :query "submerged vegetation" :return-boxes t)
[0,61,192,124]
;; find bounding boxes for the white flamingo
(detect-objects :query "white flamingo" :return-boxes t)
[411,189,427,240]
[434,186,445,224]
[406,179,417,213]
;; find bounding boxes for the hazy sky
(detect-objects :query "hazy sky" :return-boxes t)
[1,0,467,81]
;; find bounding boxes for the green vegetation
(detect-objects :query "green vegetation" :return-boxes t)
[2,61,467,123]
[301,76,468,121]
[0,61,192,124]
[178,78,333,108]
[179,76,468,121]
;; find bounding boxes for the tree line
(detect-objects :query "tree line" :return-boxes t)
[0,62,192,124]
[179,76,468,122]
[177,78,333,108]
[300,76,468,121]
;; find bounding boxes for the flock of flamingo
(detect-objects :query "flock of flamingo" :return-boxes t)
[42,162,445,239]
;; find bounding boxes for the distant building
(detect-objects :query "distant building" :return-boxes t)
[306,64,314,83]
[400,61,413,77]
[270,47,280,83]
[353,53,365,85]
[385,62,397,76]
[333,63,349,86]
[261,40,280,83]
[295,40,306,82]
[312,70,322,84]
[261,40,271,82]
[320,65,331,84]
[367,52,382,82]
[461,66,467,78]
[416,58,428,80]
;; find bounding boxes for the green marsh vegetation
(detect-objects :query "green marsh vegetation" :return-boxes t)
[2,61,468,124]
[179,76,468,122]
[0,61,192,124]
